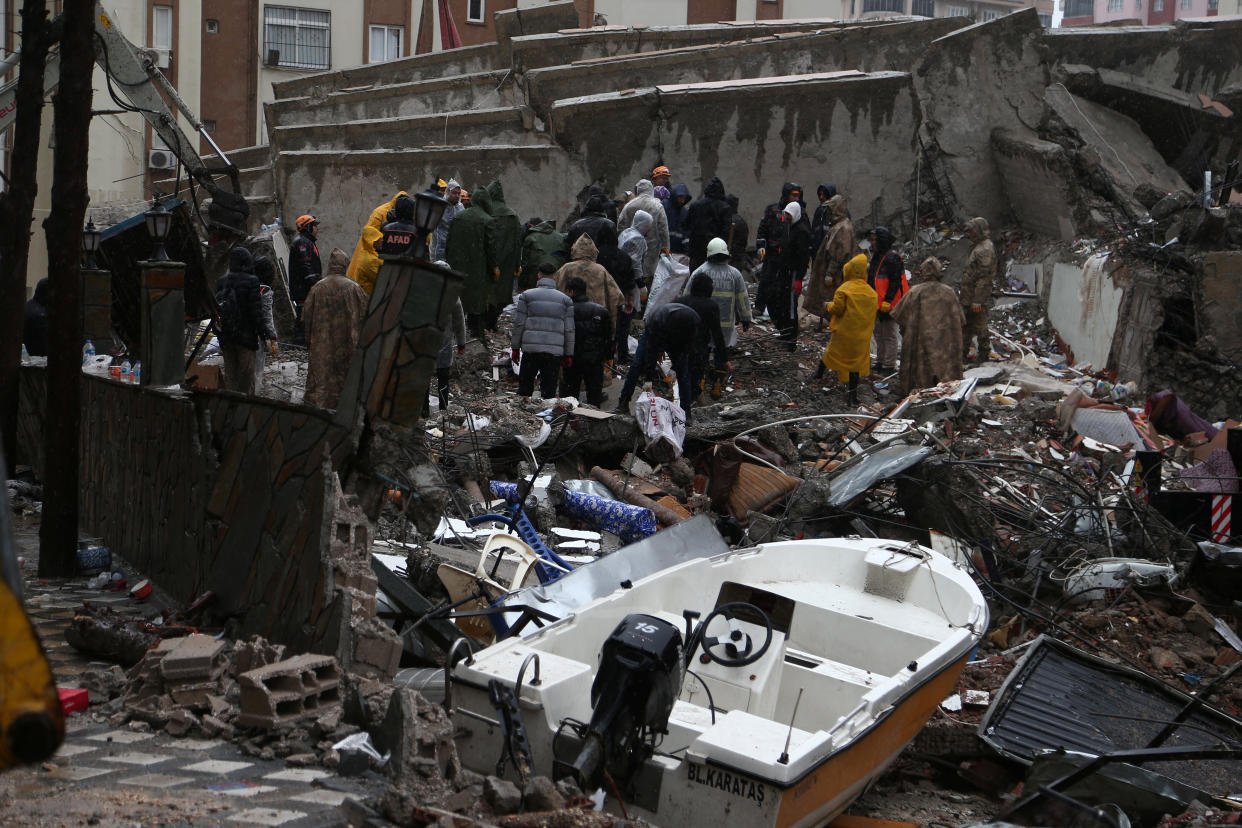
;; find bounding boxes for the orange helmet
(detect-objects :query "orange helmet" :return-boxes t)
[460,188,471,202]
[295,214,318,231]
[651,165,671,178]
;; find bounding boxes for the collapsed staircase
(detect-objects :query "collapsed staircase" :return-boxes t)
[173,1,1241,258]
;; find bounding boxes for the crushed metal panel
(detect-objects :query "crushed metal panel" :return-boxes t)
[827,443,934,508]
[979,635,1242,797]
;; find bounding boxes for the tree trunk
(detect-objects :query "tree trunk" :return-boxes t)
[38,0,93,577]
[0,0,51,477]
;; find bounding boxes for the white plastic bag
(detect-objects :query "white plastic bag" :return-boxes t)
[632,390,686,458]
[644,255,690,320]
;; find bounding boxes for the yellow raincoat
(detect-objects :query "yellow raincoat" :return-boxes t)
[820,253,877,381]
[347,191,406,295]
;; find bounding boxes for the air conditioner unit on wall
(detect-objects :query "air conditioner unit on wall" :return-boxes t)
[154,49,171,69]
[148,148,176,170]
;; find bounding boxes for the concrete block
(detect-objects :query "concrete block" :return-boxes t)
[230,636,287,676]
[160,634,227,682]
[236,654,341,729]
[350,621,402,680]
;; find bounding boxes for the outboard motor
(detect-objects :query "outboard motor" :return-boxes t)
[559,614,684,791]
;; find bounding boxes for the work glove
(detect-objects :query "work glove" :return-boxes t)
[741,320,751,332]
[562,356,573,368]
[511,349,520,363]
[268,339,278,356]
[971,303,983,313]
[661,248,670,255]
[793,280,803,295]
[880,301,892,312]
[757,248,766,261]
[492,267,500,281]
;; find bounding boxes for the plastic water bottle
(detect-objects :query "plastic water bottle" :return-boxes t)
[120,358,131,383]
[131,360,142,385]
[21,344,28,360]
[82,339,95,367]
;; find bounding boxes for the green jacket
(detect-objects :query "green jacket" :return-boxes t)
[445,187,497,316]
[485,180,522,309]
[519,221,566,290]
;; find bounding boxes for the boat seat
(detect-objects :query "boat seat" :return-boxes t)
[688,709,814,777]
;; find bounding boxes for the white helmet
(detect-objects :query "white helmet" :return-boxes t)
[706,237,729,258]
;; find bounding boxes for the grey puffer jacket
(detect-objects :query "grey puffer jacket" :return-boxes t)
[512,277,575,357]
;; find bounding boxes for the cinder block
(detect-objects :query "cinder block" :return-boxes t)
[351,624,402,679]
[160,634,227,681]
[236,654,341,729]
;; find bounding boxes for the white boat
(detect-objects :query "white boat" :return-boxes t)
[448,537,988,828]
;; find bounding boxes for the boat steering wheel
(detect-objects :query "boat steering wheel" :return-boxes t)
[696,602,773,668]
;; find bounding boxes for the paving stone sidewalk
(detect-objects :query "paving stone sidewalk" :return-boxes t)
[6,523,387,827]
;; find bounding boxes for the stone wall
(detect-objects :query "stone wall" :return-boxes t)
[18,367,359,655]
[550,71,920,231]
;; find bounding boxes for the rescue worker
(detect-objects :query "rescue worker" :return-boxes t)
[726,195,749,273]
[430,261,467,415]
[485,180,522,331]
[511,274,575,399]
[809,182,838,256]
[565,193,616,251]
[216,246,267,395]
[349,191,407,295]
[754,182,802,317]
[959,216,997,362]
[814,253,877,406]
[23,278,49,357]
[685,176,733,272]
[519,218,567,291]
[764,201,811,351]
[866,226,906,375]
[665,183,693,254]
[430,179,464,262]
[618,179,670,283]
[676,273,729,407]
[891,257,965,395]
[685,237,752,353]
[445,185,499,340]
[289,214,322,345]
[617,210,653,361]
[614,301,705,424]
[553,235,625,333]
[303,248,368,410]
[560,276,612,407]
[807,194,855,324]
[651,165,672,190]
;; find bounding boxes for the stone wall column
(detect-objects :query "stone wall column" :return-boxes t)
[139,261,186,386]
[336,257,464,429]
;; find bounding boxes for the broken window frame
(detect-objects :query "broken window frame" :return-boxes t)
[263,6,331,71]
[368,24,403,64]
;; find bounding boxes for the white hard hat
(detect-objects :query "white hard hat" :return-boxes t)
[706,237,729,258]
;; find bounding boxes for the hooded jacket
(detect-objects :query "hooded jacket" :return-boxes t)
[566,195,617,252]
[687,257,751,348]
[664,182,693,253]
[349,191,407,295]
[685,177,733,269]
[757,182,804,252]
[445,186,499,316]
[485,180,522,309]
[618,210,652,287]
[959,217,997,308]
[777,201,812,278]
[303,248,369,408]
[618,179,669,279]
[217,247,265,350]
[807,195,855,318]
[430,179,464,262]
[866,227,904,309]
[820,253,878,380]
[553,235,624,328]
[512,277,574,357]
[520,221,566,290]
[810,182,838,254]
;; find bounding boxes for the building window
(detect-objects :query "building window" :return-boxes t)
[1065,0,1094,15]
[1180,0,1191,7]
[981,8,1002,18]
[205,19,219,34]
[1208,0,1217,8]
[861,0,905,12]
[1039,11,1052,23]
[1107,0,1123,9]
[467,0,484,23]
[369,24,402,63]
[912,0,935,16]
[153,5,172,50]
[947,4,971,14]
[264,6,331,70]
[1153,0,1163,9]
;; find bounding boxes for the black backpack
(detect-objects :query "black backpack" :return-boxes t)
[214,280,248,346]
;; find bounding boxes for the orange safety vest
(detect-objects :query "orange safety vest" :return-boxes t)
[872,251,909,309]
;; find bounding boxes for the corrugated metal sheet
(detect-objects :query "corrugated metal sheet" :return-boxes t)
[980,635,1242,796]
